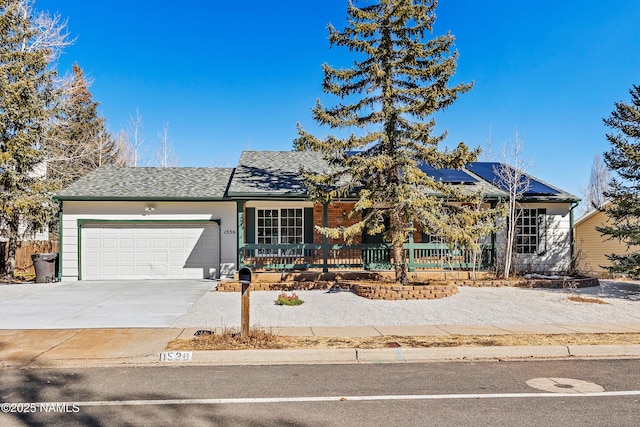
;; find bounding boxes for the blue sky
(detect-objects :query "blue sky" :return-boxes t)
[37,0,640,202]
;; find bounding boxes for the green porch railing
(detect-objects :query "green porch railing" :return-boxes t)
[239,242,494,272]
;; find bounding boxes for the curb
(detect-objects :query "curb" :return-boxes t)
[5,345,640,369]
[355,345,572,363]
[155,344,640,367]
[189,349,357,365]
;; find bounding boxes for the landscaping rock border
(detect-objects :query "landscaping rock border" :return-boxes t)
[216,277,599,300]
[455,277,600,289]
[349,282,458,300]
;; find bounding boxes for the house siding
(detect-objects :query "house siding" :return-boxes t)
[312,202,362,244]
[495,202,574,274]
[574,209,639,275]
[60,200,237,280]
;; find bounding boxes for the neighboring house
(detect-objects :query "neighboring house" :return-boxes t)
[1,161,49,243]
[54,151,580,281]
[574,203,639,276]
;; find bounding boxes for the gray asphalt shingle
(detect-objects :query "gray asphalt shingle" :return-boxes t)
[227,151,327,196]
[53,152,578,203]
[55,167,234,200]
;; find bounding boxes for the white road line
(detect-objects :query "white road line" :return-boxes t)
[71,390,640,407]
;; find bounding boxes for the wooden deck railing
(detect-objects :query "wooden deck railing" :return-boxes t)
[239,242,493,272]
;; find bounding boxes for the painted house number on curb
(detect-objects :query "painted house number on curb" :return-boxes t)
[160,351,193,362]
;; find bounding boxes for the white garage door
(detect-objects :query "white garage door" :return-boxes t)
[82,223,220,280]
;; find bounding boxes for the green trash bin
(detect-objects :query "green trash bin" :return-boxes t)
[32,253,58,283]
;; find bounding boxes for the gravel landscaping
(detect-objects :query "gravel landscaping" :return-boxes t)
[171,279,640,328]
[1,278,638,329]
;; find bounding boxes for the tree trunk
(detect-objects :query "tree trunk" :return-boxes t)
[390,211,408,284]
[3,236,17,279]
[392,242,407,284]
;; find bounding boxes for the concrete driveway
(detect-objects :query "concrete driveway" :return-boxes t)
[0,280,215,329]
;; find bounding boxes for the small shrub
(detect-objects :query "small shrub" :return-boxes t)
[275,291,304,306]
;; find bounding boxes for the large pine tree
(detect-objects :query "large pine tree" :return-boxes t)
[598,84,640,277]
[47,63,124,189]
[0,0,60,277]
[295,0,498,283]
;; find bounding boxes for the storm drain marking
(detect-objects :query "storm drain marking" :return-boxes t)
[526,377,605,393]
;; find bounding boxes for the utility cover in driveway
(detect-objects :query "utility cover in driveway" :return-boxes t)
[82,223,219,280]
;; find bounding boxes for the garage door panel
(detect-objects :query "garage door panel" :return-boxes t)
[153,252,168,263]
[168,238,185,248]
[135,237,151,248]
[118,265,135,276]
[82,223,220,280]
[134,265,152,276]
[153,238,168,249]
[85,238,102,249]
[103,252,118,263]
[120,238,135,249]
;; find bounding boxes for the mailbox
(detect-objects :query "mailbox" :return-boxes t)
[238,267,252,284]
[238,267,252,337]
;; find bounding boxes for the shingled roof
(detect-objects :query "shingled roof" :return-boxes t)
[227,150,511,199]
[53,152,579,203]
[227,151,328,197]
[54,167,234,200]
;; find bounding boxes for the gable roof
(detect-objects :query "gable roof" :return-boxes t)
[54,167,234,201]
[574,201,611,227]
[227,151,328,198]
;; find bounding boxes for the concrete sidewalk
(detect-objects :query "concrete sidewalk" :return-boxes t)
[2,323,640,368]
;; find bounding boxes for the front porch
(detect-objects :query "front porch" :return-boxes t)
[238,242,494,273]
[235,200,496,275]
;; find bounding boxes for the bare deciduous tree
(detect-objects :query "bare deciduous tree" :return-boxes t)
[493,129,532,279]
[156,122,179,167]
[127,109,146,167]
[584,154,610,211]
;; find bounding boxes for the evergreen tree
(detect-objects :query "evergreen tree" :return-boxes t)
[598,85,640,277]
[47,63,124,189]
[0,0,62,277]
[295,0,500,283]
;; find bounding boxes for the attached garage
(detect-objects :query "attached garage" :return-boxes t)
[55,167,238,281]
[81,222,220,280]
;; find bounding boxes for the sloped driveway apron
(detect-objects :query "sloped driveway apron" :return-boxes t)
[0,280,214,329]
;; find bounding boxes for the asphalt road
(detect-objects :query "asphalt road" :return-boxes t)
[1,359,639,426]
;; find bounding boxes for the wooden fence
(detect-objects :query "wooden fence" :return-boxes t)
[0,240,59,277]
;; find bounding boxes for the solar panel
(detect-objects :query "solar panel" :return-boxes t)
[466,162,560,196]
[419,164,478,184]
[345,151,479,184]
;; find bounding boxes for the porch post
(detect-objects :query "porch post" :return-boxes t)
[322,203,328,273]
[408,221,415,272]
[490,200,498,267]
[236,200,245,269]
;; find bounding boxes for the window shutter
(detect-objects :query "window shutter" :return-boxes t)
[537,208,547,255]
[304,207,314,243]
[246,207,255,244]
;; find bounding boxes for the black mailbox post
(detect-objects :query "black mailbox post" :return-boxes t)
[238,268,252,336]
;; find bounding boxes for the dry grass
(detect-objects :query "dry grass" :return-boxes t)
[166,328,640,351]
[567,295,609,304]
[168,328,286,350]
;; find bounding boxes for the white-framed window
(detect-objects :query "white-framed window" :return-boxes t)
[257,208,304,256]
[515,208,547,255]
